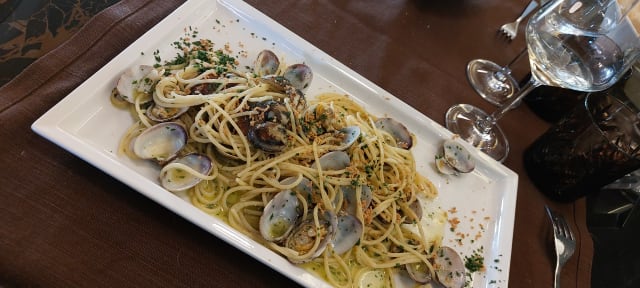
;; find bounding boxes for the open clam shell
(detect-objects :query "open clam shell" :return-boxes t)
[280,176,313,204]
[160,153,213,192]
[311,151,351,170]
[341,185,372,216]
[435,149,458,175]
[283,63,313,92]
[133,122,187,163]
[335,126,361,151]
[401,198,423,224]
[374,118,413,149]
[146,102,189,122]
[442,139,475,173]
[285,210,337,263]
[406,261,434,284]
[433,246,465,288]
[254,49,280,77]
[435,139,475,175]
[258,75,290,92]
[331,214,364,255]
[259,189,300,242]
[331,214,363,255]
[248,122,288,153]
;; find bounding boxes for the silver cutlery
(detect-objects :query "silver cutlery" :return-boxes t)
[499,0,540,40]
[545,205,576,288]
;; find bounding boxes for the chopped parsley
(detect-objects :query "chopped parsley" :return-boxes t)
[464,247,485,273]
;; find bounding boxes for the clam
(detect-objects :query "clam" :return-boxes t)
[442,139,475,173]
[341,185,372,216]
[405,246,464,288]
[357,270,388,288]
[258,75,290,92]
[160,153,213,192]
[285,86,307,113]
[133,122,187,163]
[116,65,161,104]
[283,63,313,92]
[254,50,280,77]
[253,100,290,126]
[146,102,189,122]
[435,151,458,175]
[406,261,434,284]
[335,126,361,151]
[433,246,465,288]
[259,189,300,242]
[311,151,350,170]
[285,210,337,263]
[248,122,288,152]
[401,198,423,224]
[374,118,413,149]
[259,177,315,243]
[280,176,313,204]
[331,214,363,255]
[303,103,336,133]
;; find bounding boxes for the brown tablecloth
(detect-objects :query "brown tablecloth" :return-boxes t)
[0,0,592,287]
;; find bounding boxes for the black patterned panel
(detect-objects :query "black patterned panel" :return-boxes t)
[0,0,120,87]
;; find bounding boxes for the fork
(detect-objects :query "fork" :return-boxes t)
[545,205,577,288]
[499,0,540,40]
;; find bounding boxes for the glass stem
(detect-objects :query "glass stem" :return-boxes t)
[477,77,541,133]
[494,48,528,81]
[505,48,528,69]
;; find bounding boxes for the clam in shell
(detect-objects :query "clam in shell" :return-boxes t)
[254,49,280,77]
[334,126,361,151]
[259,189,300,242]
[146,102,189,122]
[248,122,288,153]
[374,118,413,149]
[133,122,187,163]
[433,246,465,288]
[160,153,213,192]
[331,214,363,255]
[435,139,475,175]
[311,151,351,170]
[284,210,337,263]
[282,63,313,92]
[442,139,475,173]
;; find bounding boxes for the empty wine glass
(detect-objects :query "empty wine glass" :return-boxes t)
[466,0,551,106]
[466,49,528,106]
[446,0,640,162]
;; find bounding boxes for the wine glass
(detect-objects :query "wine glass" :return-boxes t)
[466,49,528,106]
[466,0,552,106]
[446,0,640,162]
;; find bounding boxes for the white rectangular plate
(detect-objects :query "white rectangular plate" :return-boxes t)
[32,0,518,287]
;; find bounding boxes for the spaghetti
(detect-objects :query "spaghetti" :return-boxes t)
[112,35,451,287]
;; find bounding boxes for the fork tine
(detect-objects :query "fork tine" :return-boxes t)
[545,205,554,221]
[545,205,562,236]
[546,205,575,240]
[499,26,514,40]
[559,216,575,240]
[557,216,569,238]
[498,0,539,40]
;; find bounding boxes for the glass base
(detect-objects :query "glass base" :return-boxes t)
[445,104,509,162]
[467,59,520,107]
